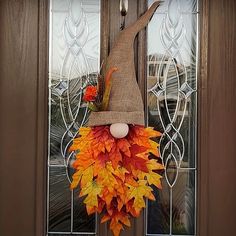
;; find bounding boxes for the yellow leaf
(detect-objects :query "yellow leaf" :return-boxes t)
[107,164,128,182]
[145,127,162,138]
[148,139,160,156]
[81,165,94,188]
[97,163,118,191]
[146,171,162,189]
[70,169,83,190]
[70,139,91,152]
[146,159,164,171]
[126,180,154,211]
[80,181,102,208]
[79,127,91,136]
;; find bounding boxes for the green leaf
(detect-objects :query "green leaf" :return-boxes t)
[88,102,98,111]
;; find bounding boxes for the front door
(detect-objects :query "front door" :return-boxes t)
[0,0,235,236]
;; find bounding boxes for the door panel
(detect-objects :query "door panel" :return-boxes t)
[198,0,236,235]
[0,1,47,236]
[47,0,100,234]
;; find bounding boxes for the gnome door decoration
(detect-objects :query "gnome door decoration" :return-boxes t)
[70,2,164,236]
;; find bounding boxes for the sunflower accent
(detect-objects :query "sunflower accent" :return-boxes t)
[70,125,163,236]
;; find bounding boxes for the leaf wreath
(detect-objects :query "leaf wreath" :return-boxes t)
[70,125,163,236]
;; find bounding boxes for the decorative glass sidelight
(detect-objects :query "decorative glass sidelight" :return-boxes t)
[146,0,199,235]
[48,0,100,234]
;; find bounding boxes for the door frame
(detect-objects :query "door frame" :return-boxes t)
[35,0,205,235]
[197,0,209,235]
[34,0,236,235]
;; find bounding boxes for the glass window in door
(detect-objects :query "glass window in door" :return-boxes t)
[48,0,100,234]
[146,0,199,235]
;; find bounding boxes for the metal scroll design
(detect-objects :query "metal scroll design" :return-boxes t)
[147,0,198,234]
[50,0,99,171]
[146,0,198,235]
[48,0,100,233]
[148,0,197,188]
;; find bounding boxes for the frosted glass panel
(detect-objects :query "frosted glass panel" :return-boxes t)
[48,0,100,234]
[147,0,198,235]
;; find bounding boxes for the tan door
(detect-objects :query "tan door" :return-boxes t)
[0,0,235,236]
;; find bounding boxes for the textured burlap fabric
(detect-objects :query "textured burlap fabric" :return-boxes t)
[88,1,161,126]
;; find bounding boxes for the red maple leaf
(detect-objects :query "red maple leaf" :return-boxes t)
[123,144,149,173]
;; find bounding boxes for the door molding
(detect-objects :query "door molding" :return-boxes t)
[36,0,48,235]
[198,0,209,235]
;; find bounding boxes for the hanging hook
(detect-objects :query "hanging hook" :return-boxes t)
[120,0,128,30]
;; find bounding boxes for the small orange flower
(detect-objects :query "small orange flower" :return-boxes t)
[83,85,97,102]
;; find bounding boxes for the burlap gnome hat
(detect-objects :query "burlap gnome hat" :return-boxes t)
[88,1,161,127]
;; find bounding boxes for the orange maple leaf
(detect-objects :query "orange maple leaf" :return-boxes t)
[117,138,131,157]
[102,210,131,236]
[93,152,110,176]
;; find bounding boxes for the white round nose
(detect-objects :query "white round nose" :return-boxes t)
[110,123,129,139]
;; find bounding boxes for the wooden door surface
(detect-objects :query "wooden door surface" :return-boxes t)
[198,0,236,235]
[0,1,48,236]
[0,0,235,236]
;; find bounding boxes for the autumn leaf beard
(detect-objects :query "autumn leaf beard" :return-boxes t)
[70,125,163,236]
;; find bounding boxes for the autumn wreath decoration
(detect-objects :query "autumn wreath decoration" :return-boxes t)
[70,125,163,236]
[70,2,163,236]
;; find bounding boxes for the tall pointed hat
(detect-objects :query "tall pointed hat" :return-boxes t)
[88,1,161,126]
